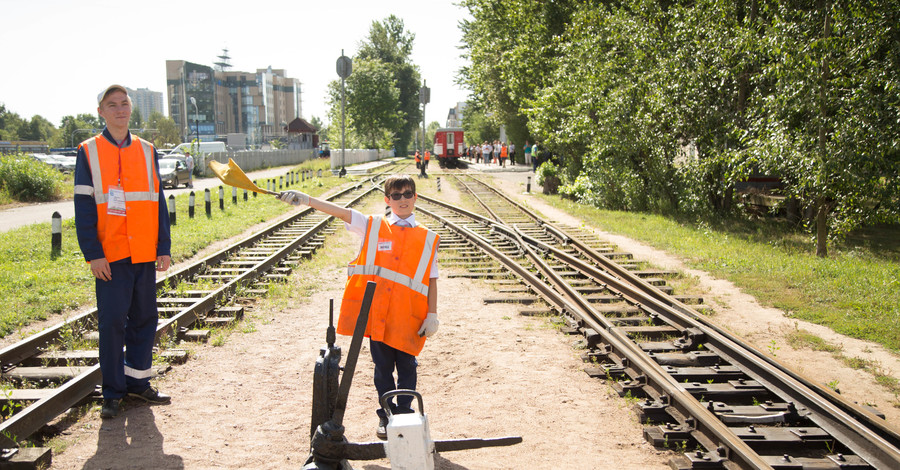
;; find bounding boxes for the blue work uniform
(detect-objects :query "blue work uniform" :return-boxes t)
[74,128,171,399]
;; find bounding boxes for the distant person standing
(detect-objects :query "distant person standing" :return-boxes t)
[421,150,430,178]
[74,85,172,419]
[509,142,516,165]
[481,141,491,164]
[531,141,540,172]
[500,142,508,168]
[523,140,532,167]
[184,152,194,188]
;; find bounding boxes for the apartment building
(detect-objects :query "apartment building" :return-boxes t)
[125,87,164,123]
[446,101,466,127]
[166,60,302,147]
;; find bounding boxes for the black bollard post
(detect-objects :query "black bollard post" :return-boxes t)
[168,194,176,225]
[218,186,225,211]
[317,169,322,178]
[205,188,212,217]
[526,176,531,193]
[189,191,195,218]
[301,171,305,182]
[232,186,237,205]
[51,211,62,256]
[253,181,258,198]
[279,176,283,190]
[243,189,248,201]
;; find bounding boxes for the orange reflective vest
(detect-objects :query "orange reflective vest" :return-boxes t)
[338,216,439,356]
[414,152,421,163]
[424,151,430,161]
[500,145,508,158]
[75,135,160,263]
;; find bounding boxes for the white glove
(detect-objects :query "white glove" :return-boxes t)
[417,313,439,337]
[278,190,309,206]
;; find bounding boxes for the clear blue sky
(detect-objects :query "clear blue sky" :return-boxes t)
[1,0,471,128]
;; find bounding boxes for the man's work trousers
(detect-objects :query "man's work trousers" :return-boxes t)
[370,339,418,419]
[96,260,158,399]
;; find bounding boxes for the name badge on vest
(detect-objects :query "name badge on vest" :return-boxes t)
[377,240,393,252]
[107,186,126,216]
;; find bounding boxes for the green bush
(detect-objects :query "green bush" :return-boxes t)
[0,154,63,202]
[536,160,561,195]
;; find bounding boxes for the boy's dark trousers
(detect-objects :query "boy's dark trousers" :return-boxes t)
[370,339,418,419]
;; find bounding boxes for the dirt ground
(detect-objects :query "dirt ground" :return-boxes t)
[44,165,900,469]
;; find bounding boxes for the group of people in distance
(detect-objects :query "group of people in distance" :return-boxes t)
[470,140,513,167]
[75,83,441,444]
[467,139,542,172]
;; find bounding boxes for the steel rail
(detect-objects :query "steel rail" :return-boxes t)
[461,172,900,464]
[0,178,383,449]
[550,217,900,450]
[517,229,900,469]
[421,174,900,468]
[416,199,769,468]
[458,172,900,456]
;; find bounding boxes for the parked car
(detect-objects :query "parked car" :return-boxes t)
[29,153,76,172]
[158,158,191,188]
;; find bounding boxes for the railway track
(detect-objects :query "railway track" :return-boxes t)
[1,165,898,469]
[411,172,900,470]
[0,169,392,467]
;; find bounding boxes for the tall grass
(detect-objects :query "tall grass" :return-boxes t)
[0,159,336,338]
[542,196,900,352]
[0,154,66,203]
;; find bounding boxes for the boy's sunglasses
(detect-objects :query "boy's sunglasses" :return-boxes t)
[388,190,416,201]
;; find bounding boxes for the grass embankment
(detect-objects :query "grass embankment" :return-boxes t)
[0,159,338,339]
[540,196,900,353]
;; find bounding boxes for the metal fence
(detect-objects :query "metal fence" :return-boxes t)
[329,149,394,169]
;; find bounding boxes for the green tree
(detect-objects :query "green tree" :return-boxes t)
[459,0,578,151]
[0,104,26,141]
[425,120,441,150]
[357,15,422,155]
[750,0,900,256]
[19,115,57,143]
[461,104,499,146]
[144,112,180,148]
[129,107,144,132]
[55,114,102,148]
[329,58,402,149]
[309,116,322,132]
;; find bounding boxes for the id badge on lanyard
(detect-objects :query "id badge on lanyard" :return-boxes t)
[107,185,126,216]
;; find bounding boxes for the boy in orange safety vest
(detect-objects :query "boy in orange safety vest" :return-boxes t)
[277,175,439,440]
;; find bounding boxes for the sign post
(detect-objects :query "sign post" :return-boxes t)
[336,51,352,177]
[419,81,430,155]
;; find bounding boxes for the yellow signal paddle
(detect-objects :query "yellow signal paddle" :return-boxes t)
[208,158,280,196]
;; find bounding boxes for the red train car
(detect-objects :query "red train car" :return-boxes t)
[433,127,464,168]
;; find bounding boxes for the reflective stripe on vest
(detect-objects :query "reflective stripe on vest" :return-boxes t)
[81,137,158,204]
[346,216,437,296]
[78,135,161,263]
[338,215,438,355]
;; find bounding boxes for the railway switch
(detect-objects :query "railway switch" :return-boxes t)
[303,282,522,470]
